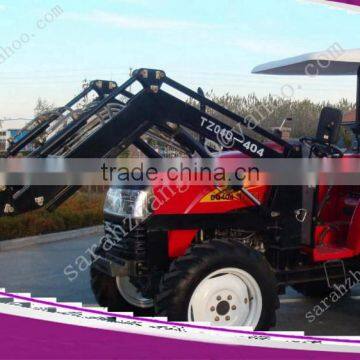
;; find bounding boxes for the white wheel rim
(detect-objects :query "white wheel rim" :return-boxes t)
[187,267,262,327]
[116,276,154,309]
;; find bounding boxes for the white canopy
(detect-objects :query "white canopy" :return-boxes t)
[252,48,360,76]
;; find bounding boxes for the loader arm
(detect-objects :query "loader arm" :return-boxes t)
[4,80,122,158]
[0,69,299,216]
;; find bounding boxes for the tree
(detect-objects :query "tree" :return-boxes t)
[34,98,55,116]
[29,98,57,148]
[197,93,354,139]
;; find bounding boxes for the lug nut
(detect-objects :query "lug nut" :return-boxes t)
[216,296,221,301]
[231,305,236,310]
[215,316,220,321]
[227,295,232,300]
[225,316,230,321]
[210,306,215,312]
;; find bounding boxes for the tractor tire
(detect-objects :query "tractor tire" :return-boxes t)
[292,281,332,298]
[155,239,279,330]
[90,265,154,316]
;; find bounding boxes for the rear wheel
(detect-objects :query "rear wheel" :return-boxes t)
[90,265,154,316]
[155,239,279,330]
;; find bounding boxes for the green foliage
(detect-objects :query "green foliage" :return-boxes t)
[0,192,104,241]
[192,92,355,139]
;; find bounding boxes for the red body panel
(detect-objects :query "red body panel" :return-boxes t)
[162,182,269,258]
[152,150,360,262]
[152,151,270,258]
[312,153,360,261]
[347,202,360,254]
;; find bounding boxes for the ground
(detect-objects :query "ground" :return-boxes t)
[0,233,359,335]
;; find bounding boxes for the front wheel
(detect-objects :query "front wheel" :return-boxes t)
[155,239,279,330]
[90,265,154,316]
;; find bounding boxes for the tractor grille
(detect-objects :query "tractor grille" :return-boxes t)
[102,218,147,261]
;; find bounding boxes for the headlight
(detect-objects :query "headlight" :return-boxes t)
[104,187,152,219]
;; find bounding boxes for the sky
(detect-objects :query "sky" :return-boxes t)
[0,0,359,128]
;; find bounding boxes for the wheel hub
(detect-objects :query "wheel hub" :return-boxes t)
[187,268,262,327]
[216,300,230,316]
[116,276,154,309]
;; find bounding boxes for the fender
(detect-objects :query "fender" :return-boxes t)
[347,202,360,255]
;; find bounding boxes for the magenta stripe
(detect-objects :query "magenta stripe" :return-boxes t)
[0,312,357,359]
[1,290,360,345]
[328,0,360,5]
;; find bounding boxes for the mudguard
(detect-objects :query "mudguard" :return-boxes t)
[347,201,360,255]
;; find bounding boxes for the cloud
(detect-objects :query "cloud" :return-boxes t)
[106,0,147,4]
[63,10,216,31]
[227,38,305,57]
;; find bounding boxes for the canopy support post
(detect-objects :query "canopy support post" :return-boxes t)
[355,66,360,153]
[357,66,360,124]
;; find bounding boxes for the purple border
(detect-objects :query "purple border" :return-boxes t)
[1,291,360,345]
[329,0,360,5]
[0,312,357,359]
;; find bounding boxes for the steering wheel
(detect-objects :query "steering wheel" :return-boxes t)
[300,136,343,158]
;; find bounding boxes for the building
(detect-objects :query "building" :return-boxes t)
[0,129,35,153]
[343,110,356,123]
[339,110,359,152]
[0,130,6,152]
[271,126,292,140]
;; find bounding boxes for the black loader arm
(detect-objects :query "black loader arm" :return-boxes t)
[0,69,298,217]
[4,80,119,158]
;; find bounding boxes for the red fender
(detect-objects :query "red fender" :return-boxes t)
[168,230,198,258]
[347,202,360,255]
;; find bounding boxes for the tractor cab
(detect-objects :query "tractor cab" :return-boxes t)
[252,48,360,155]
[253,49,360,263]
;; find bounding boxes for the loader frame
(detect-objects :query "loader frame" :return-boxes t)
[4,79,121,158]
[2,68,360,294]
[0,68,302,217]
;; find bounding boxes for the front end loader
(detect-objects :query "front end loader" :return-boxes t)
[1,50,360,330]
[91,54,360,330]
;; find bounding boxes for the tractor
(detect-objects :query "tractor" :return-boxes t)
[1,49,360,331]
[91,49,360,330]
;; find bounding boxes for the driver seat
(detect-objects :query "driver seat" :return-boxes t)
[315,107,342,145]
[300,107,343,250]
[310,107,353,261]
[301,106,343,158]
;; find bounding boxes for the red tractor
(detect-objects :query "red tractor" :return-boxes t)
[1,49,359,331]
[91,50,360,330]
